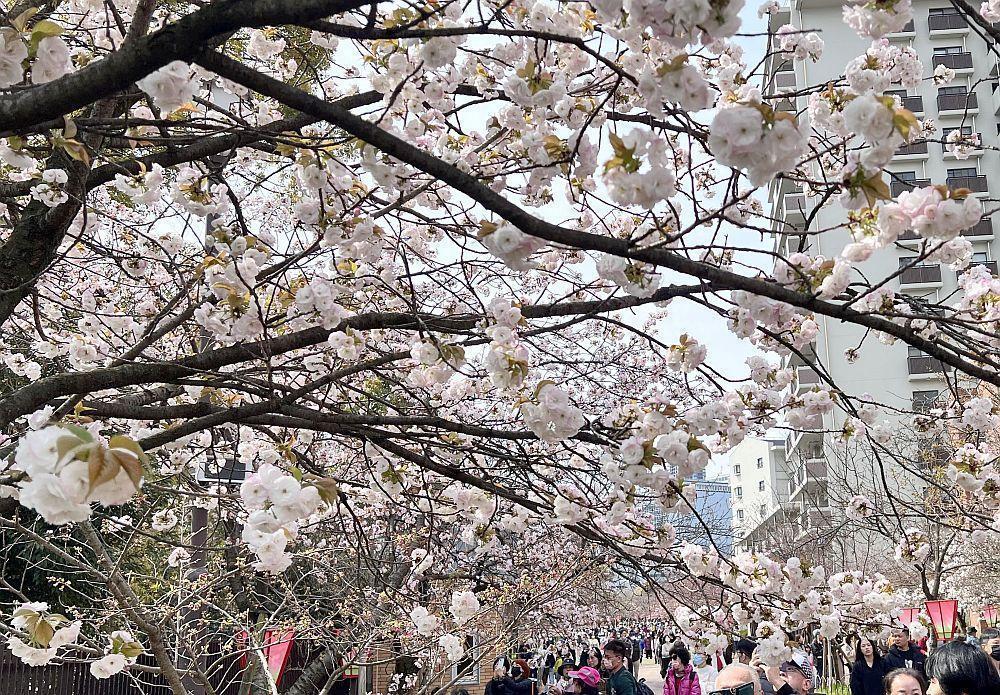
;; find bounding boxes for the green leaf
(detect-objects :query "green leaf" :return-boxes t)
[60,423,94,443]
[29,19,62,56]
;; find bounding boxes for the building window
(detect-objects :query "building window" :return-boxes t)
[897,170,917,181]
[733,464,741,476]
[929,6,960,13]
[758,481,765,492]
[942,125,974,138]
[933,46,966,55]
[948,166,979,178]
[912,390,940,412]
[756,457,764,469]
[939,85,969,97]
[453,635,479,684]
[899,256,937,270]
[735,486,743,499]
[760,504,767,516]
[737,509,745,521]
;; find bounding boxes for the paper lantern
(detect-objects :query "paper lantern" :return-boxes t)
[925,600,959,642]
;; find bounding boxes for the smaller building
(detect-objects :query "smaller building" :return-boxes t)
[728,437,794,552]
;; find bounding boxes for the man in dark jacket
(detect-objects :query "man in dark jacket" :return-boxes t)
[605,640,637,695]
[630,637,642,675]
[883,628,926,679]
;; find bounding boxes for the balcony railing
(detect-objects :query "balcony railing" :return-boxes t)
[947,175,988,192]
[775,72,797,88]
[783,193,807,218]
[933,53,973,70]
[966,260,999,275]
[908,356,948,375]
[900,95,924,112]
[966,218,994,236]
[928,13,968,31]
[899,264,942,284]
[796,367,820,391]
[891,178,930,196]
[938,92,978,111]
[896,140,928,155]
[902,218,994,240]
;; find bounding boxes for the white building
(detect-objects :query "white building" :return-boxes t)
[728,437,794,551]
[756,0,997,555]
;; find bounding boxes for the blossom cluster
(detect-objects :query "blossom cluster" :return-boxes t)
[13,426,144,525]
[240,463,326,573]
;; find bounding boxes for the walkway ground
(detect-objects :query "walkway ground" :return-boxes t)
[636,661,664,694]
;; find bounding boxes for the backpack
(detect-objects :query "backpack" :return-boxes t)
[626,669,656,695]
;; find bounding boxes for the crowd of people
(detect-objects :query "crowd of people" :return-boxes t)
[847,628,1000,695]
[483,625,1000,695]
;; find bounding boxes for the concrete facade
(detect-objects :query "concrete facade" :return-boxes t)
[738,0,999,552]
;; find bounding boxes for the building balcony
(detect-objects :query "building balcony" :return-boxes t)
[795,367,820,392]
[895,139,928,157]
[888,19,915,36]
[899,95,924,113]
[908,356,948,375]
[899,218,993,242]
[947,175,988,192]
[774,72,797,89]
[890,178,930,196]
[783,193,808,221]
[933,53,973,71]
[967,218,994,237]
[942,133,983,158]
[965,259,998,276]
[928,13,969,32]
[899,264,942,285]
[937,92,978,113]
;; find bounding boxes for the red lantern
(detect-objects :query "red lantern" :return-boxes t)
[925,600,959,641]
[900,608,920,626]
[983,606,1000,629]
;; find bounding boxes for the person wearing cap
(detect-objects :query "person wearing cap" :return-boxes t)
[884,629,926,680]
[568,666,603,695]
[763,650,814,695]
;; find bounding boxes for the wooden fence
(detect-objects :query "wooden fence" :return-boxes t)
[0,638,339,694]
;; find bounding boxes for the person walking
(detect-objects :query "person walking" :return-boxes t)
[884,629,926,680]
[661,637,674,679]
[981,628,1000,674]
[692,650,719,693]
[966,628,981,648]
[663,646,702,695]
[631,636,642,675]
[605,640,637,695]
[850,636,887,695]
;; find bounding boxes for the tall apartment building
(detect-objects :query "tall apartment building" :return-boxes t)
[758,1,998,555]
[728,437,793,551]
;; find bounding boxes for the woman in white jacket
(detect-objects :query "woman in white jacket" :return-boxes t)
[692,652,718,694]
